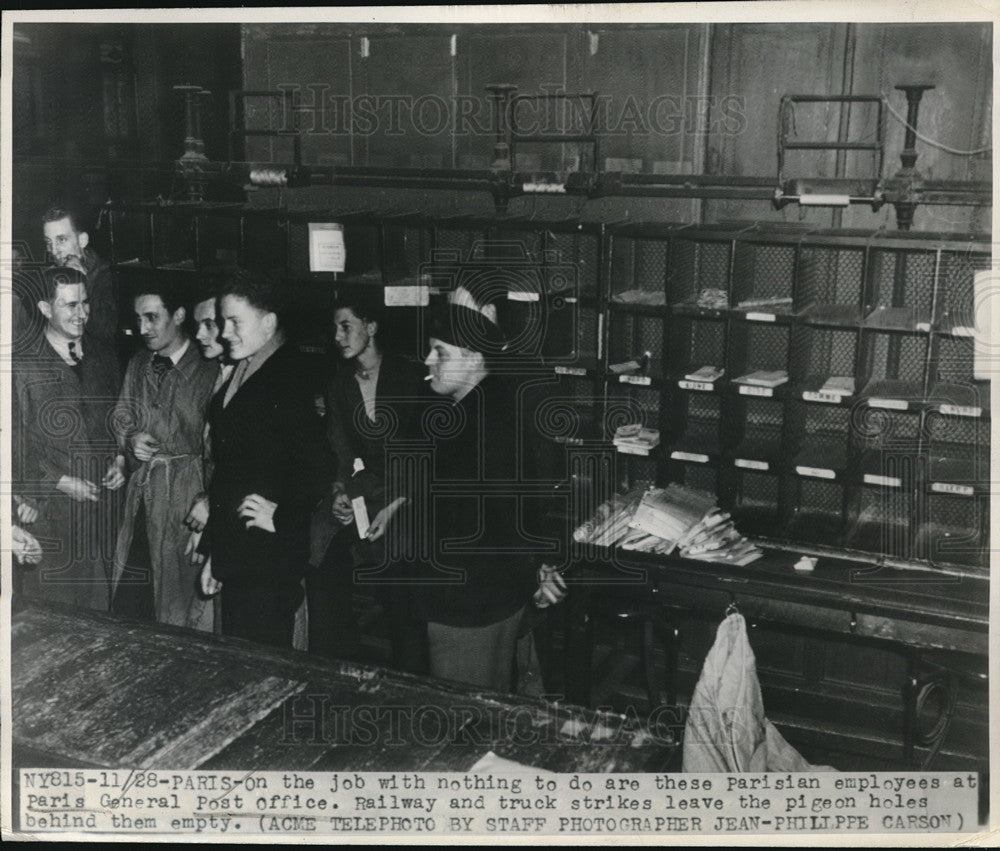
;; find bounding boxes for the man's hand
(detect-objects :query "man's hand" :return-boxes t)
[12,525,43,565]
[185,530,205,565]
[130,432,161,463]
[238,493,277,533]
[366,497,406,542]
[14,495,39,525]
[56,475,99,502]
[184,494,210,532]
[200,559,221,596]
[533,564,568,608]
[102,456,126,490]
[331,484,354,527]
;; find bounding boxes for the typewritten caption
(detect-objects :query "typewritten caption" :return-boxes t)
[19,770,977,836]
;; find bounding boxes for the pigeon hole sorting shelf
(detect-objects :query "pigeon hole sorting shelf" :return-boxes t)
[105,203,991,572]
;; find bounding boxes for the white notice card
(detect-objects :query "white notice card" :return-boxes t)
[308,222,346,273]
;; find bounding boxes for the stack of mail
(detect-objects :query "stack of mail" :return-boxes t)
[574,483,763,565]
[613,423,661,455]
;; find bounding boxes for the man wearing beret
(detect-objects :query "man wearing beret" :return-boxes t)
[413,301,566,691]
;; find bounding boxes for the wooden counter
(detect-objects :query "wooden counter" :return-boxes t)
[11,602,677,775]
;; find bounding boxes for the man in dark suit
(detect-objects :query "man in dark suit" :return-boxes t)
[308,295,429,671]
[12,266,125,609]
[199,268,333,648]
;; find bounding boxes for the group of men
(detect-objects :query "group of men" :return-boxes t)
[12,204,567,693]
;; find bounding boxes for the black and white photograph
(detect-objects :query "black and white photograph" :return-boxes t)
[1,3,995,844]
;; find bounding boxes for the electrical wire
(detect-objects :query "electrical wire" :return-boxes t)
[784,98,991,157]
[882,96,990,157]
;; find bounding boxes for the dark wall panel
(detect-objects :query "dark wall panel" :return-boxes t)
[362,34,455,169]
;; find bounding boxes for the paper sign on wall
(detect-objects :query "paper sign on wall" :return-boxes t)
[309,222,346,273]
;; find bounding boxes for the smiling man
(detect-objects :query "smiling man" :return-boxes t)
[182,288,234,539]
[111,282,218,629]
[12,267,123,609]
[199,267,333,648]
[42,204,118,348]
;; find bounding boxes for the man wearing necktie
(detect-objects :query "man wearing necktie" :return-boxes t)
[12,267,124,609]
[198,267,333,648]
[42,203,119,350]
[111,282,218,629]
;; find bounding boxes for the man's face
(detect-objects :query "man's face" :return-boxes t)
[193,297,225,360]
[333,307,375,360]
[39,283,89,341]
[135,294,184,354]
[43,217,88,272]
[424,337,481,399]
[220,294,274,361]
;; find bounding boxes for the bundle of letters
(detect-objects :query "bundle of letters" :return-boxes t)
[574,483,763,565]
[613,423,661,455]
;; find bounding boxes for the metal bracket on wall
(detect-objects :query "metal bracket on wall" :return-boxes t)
[169,83,988,217]
[772,93,887,215]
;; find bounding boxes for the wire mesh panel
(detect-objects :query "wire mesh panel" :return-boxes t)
[928,332,989,414]
[785,477,845,547]
[865,246,937,330]
[525,374,602,479]
[797,242,865,322]
[851,408,921,453]
[608,312,666,376]
[548,228,601,297]
[668,234,732,308]
[728,321,790,375]
[789,325,857,388]
[669,317,726,377]
[731,469,782,536]
[848,479,915,559]
[731,240,796,313]
[793,404,851,474]
[918,493,988,569]
[538,303,598,364]
[604,384,662,438]
[671,462,717,494]
[669,393,722,460]
[935,334,977,384]
[609,234,669,301]
[734,397,785,460]
[604,382,663,489]
[937,248,990,333]
[859,331,930,392]
[925,412,989,485]
[382,216,432,282]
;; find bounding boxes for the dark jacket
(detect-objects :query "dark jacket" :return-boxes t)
[82,248,118,349]
[410,374,542,628]
[14,331,122,492]
[205,343,333,583]
[12,331,122,609]
[309,353,427,565]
